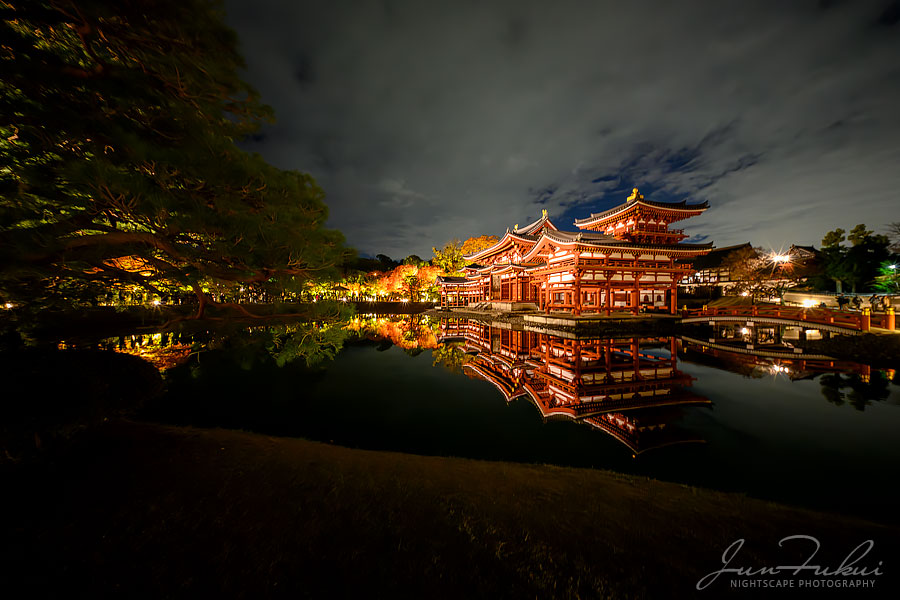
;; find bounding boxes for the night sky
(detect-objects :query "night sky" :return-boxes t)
[224,0,900,259]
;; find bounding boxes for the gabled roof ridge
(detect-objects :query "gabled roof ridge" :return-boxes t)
[574,197,709,226]
[515,211,558,235]
[707,242,752,253]
[463,230,537,261]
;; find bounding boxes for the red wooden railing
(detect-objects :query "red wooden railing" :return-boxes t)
[682,305,896,332]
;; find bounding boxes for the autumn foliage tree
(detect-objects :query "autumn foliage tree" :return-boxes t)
[431,240,465,274]
[372,264,443,299]
[0,0,347,317]
[460,235,499,256]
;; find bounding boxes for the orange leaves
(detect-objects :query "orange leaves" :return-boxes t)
[461,235,500,256]
[370,264,445,297]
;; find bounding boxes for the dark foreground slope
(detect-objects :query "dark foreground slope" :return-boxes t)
[2,421,897,599]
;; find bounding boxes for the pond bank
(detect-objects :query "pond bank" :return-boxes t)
[2,420,897,598]
[2,301,438,346]
[797,333,900,369]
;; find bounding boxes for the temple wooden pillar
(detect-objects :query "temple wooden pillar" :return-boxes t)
[573,255,582,315]
[632,338,641,379]
[573,341,583,386]
[631,281,639,315]
[605,282,612,316]
[574,267,582,316]
[669,283,678,314]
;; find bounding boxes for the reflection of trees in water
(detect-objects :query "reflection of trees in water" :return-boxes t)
[264,324,350,367]
[345,315,438,350]
[105,331,197,371]
[431,343,472,374]
[199,323,350,369]
[136,323,350,371]
[819,371,891,411]
[106,312,354,371]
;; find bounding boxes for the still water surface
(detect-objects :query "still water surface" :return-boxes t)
[139,315,900,522]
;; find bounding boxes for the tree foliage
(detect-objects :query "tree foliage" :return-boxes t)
[372,264,443,299]
[402,254,425,266]
[847,224,874,247]
[0,0,347,316]
[721,246,805,302]
[460,235,499,256]
[822,228,846,249]
[819,225,890,293]
[886,222,900,253]
[431,239,465,274]
[874,261,900,294]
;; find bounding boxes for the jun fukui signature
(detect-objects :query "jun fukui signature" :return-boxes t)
[696,535,884,591]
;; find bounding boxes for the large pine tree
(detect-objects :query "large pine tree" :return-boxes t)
[0,0,347,316]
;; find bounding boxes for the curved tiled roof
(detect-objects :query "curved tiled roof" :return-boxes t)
[515,213,558,235]
[521,229,714,263]
[541,230,624,245]
[462,230,541,261]
[574,198,709,227]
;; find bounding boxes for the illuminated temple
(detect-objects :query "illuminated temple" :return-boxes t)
[439,319,709,455]
[438,188,712,314]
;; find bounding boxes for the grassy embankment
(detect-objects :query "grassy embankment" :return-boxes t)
[2,419,898,599]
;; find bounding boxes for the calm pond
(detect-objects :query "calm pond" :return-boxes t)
[135,314,900,523]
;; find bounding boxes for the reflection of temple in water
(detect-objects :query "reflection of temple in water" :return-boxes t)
[439,318,710,455]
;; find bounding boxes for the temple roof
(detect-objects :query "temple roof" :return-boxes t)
[541,230,624,245]
[514,210,558,235]
[574,190,709,229]
[521,228,713,263]
[436,275,468,285]
[789,244,818,258]
[462,229,543,262]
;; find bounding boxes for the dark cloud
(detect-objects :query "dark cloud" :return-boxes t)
[225,0,900,258]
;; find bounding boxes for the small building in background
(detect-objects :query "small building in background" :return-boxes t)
[680,243,821,298]
[680,243,753,289]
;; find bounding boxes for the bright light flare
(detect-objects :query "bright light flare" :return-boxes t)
[152,299,161,306]
[801,299,817,308]
[3,302,13,309]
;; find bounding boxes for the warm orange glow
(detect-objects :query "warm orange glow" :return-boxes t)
[371,264,445,298]
[113,344,193,371]
[345,317,438,349]
[105,255,155,275]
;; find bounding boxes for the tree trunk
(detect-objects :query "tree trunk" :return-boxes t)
[191,283,209,319]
